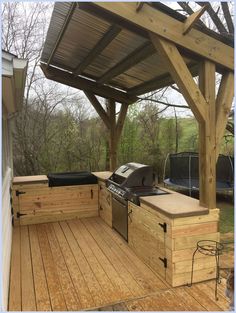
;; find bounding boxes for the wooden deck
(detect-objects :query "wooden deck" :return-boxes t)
[9,217,230,311]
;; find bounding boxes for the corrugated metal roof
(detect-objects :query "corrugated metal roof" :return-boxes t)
[41,2,200,97]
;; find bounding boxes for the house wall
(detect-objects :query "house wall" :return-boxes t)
[1,114,13,311]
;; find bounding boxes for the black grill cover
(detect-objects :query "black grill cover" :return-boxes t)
[47,171,98,187]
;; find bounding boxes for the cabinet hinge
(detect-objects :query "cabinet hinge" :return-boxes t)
[159,257,167,268]
[16,212,27,218]
[16,190,26,197]
[158,222,167,233]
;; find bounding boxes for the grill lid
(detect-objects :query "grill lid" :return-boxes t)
[108,162,154,188]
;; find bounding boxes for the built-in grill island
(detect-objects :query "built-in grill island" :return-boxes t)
[106,162,168,241]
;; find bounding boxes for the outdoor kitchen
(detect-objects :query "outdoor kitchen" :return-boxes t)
[12,163,219,289]
[4,1,233,312]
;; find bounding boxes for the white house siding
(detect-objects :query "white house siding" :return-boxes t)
[1,167,13,311]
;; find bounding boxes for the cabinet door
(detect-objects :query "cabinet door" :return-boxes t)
[12,183,98,225]
[98,182,112,227]
[128,202,166,279]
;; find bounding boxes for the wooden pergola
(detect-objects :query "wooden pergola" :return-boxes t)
[40,2,234,210]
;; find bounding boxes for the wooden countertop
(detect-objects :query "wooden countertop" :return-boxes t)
[13,175,48,184]
[92,171,112,182]
[140,191,209,218]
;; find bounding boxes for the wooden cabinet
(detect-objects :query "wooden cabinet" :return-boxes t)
[12,178,98,225]
[128,201,220,287]
[128,202,167,279]
[98,181,112,227]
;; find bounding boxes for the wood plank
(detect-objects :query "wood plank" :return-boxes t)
[41,63,137,104]
[215,71,234,158]
[28,225,51,311]
[98,42,155,84]
[74,218,133,299]
[18,209,98,226]
[183,6,208,35]
[197,281,230,310]
[170,221,218,238]
[173,287,206,311]
[46,224,81,310]
[13,175,48,184]
[126,299,145,311]
[150,34,207,123]
[20,226,36,311]
[90,218,160,294]
[37,224,67,311]
[84,92,110,129]
[73,24,122,76]
[60,221,109,307]
[185,283,225,311]
[93,2,234,70]
[169,232,220,250]
[198,60,216,209]
[115,103,129,141]
[95,217,168,290]
[8,226,21,311]
[52,222,95,309]
[83,218,145,297]
[107,98,117,171]
[66,219,117,304]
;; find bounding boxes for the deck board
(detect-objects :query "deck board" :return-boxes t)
[37,224,67,311]
[29,225,51,311]
[8,227,21,311]
[21,225,36,311]
[9,217,230,311]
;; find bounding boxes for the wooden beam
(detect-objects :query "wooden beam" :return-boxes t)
[196,2,228,35]
[98,42,155,85]
[150,34,207,123]
[198,61,216,209]
[40,63,137,104]
[221,2,234,34]
[215,72,234,158]
[107,99,117,171]
[183,6,207,35]
[47,3,77,66]
[116,103,129,141]
[73,24,122,76]
[128,63,199,96]
[84,92,110,129]
[93,2,234,70]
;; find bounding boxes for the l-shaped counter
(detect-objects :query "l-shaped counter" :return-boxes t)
[12,171,219,287]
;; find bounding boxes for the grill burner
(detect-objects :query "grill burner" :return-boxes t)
[107,162,168,241]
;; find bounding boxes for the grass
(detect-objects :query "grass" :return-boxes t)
[217,199,234,234]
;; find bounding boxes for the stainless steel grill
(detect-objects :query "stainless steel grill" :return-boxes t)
[107,162,168,241]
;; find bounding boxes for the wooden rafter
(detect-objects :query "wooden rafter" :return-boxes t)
[47,3,77,66]
[150,34,207,123]
[98,42,155,85]
[177,2,207,29]
[40,63,137,104]
[196,2,228,36]
[73,24,122,76]
[128,63,199,96]
[183,5,207,35]
[93,2,234,70]
[84,92,110,129]
[221,2,234,34]
[215,72,234,158]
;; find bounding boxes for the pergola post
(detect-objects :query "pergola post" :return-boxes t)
[198,61,216,209]
[106,99,117,171]
[84,92,129,171]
